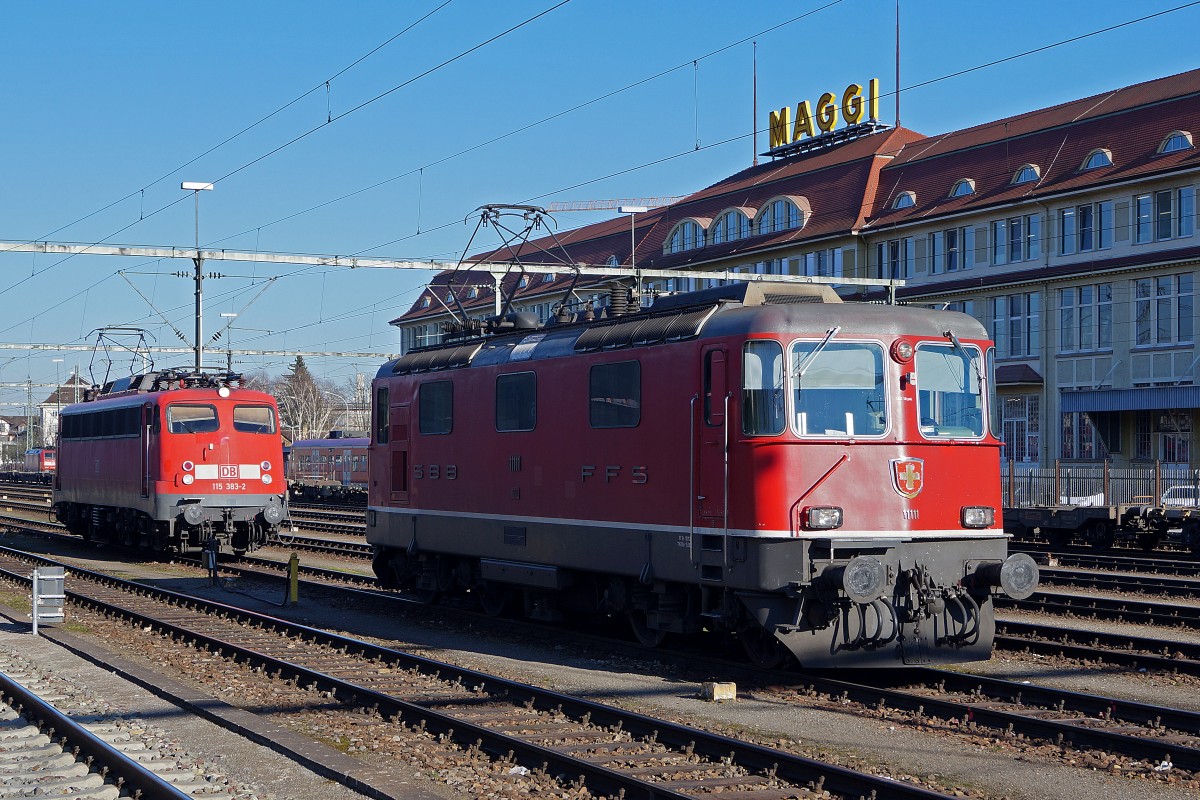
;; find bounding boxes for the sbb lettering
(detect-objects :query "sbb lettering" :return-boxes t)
[413,464,457,480]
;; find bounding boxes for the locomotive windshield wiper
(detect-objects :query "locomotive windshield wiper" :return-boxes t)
[794,326,840,386]
[944,329,984,388]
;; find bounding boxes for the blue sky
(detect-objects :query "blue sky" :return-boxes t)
[1,0,1197,408]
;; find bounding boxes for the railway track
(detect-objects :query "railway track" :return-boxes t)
[0,657,206,799]
[1000,589,1200,627]
[0,544,959,800]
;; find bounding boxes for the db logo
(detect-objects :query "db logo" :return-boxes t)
[219,465,240,478]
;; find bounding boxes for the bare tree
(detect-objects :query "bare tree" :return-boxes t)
[274,356,340,440]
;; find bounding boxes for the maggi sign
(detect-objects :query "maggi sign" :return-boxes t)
[769,79,880,150]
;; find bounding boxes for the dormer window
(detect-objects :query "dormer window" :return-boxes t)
[467,287,478,299]
[1082,149,1112,170]
[666,219,706,254]
[892,191,916,210]
[950,179,975,198]
[754,198,805,235]
[1160,130,1194,154]
[606,254,620,267]
[518,276,528,288]
[1012,164,1040,185]
[542,272,554,283]
[711,209,752,245]
[420,296,431,308]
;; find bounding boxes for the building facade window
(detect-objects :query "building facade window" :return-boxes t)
[1058,283,1113,353]
[1135,273,1194,346]
[1160,131,1194,154]
[992,214,1040,265]
[666,220,706,253]
[1135,410,1190,462]
[1081,149,1113,170]
[1059,200,1113,255]
[1135,187,1195,244]
[1061,411,1114,460]
[1001,394,1039,462]
[710,210,751,244]
[799,248,843,278]
[1012,164,1039,184]
[876,237,914,279]
[991,292,1041,358]
[950,178,975,198]
[755,199,803,235]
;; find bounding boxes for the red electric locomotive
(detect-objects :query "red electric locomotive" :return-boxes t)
[367,283,1038,668]
[53,370,287,554]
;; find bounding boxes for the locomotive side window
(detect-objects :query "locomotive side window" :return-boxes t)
[233,405,277,434]
[791,341,887,437]
[496,372,536,432]
[915,342,985,439]
[375,387,389,444]
[590,361,640,428]
[742,341,785,436]
[167,404,219,434]
[418,381,453,434]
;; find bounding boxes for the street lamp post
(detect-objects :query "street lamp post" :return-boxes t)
[182,181,214,371]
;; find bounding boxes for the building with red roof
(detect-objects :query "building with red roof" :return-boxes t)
[394,68,1200,467]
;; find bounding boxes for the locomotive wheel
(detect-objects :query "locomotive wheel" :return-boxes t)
[628,610,666,648]
[738,623,788,670]
[477,582,514,617]
[1085,521,1115,550]
[1137,532,1161,552]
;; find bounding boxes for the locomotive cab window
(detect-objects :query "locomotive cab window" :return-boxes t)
[233,405,277,434]
[418,381,453,435]
[590,361,640,428]
[915,342,985,439]
[791,341,887,437]
[167,404,219,434]
[496,372,536,432]
[743,341,785,436]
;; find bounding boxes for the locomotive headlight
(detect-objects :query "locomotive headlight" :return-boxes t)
[218,385,231,398]
[803,506,843,530]
[182,461,194,472]
[182,473,195,485]
[261,474,273,485]
[961,506,995,528]
[261,460,271,471]
[890,339,915,363]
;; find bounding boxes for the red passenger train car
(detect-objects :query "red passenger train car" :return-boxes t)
[53,370,288,554]
[367,283,1038,668]
[286,434,369,502]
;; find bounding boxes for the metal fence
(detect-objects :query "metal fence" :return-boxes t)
[1000,460,1200,508]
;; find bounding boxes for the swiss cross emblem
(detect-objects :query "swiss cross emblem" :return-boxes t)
[891,458,924,499]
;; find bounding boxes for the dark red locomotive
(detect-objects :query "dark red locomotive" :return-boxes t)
[367,283,1037,667]
[53,371,287,554]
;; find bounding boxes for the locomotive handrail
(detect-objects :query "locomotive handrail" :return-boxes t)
[689,395,698,567]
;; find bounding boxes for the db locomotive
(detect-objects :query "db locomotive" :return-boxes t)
[53,370,288,554]
[367,283,1038,668]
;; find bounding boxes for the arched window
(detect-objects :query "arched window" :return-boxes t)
[467,287,478,299]
[950,179,975,198]
[1012,164,1040,185]
[606,254,620,267]
[892,191,916,210]
[1081,148,1112,170]
[666,220,707,254]
[1160,131,1193,154]
[755,198,805,235]
[445,292,453,303]
[420,295,431,308]
[542,272,555,282]
[710,210,751,245]
[517,276,528,288]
